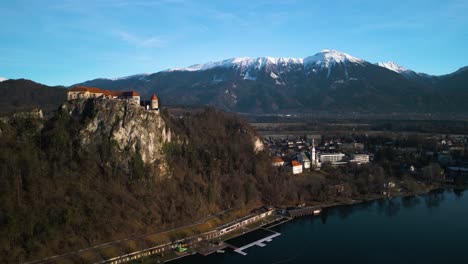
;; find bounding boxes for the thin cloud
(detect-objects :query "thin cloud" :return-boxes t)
[114,30,166,48]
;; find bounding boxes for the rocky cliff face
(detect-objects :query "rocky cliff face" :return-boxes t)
[61,99,173,175]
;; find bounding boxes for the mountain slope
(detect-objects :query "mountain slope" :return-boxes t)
[74,50,467,114]
[438,66,468,91]
[0,79,67,115]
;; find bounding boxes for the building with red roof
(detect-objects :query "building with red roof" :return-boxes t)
[68,86,104,100]
[67,86,142,105]
[291,160,303,174]
[271,156,285,167]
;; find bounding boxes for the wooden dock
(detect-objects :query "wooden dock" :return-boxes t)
[287,206,322,218]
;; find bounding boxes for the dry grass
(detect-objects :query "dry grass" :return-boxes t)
[98,245,124,259]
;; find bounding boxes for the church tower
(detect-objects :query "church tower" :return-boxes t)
[151,94,159,110]
[311,139,316,165]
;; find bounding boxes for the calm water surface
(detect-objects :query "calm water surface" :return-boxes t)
[172,189,468,264]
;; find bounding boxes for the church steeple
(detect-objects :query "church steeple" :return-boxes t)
[311,139,316,164]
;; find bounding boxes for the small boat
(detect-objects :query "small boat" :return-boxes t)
[313,209,322,215]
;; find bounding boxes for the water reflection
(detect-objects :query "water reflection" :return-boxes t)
[424,190,445,209]
[336,204,354,219]
[384,199,401,218]
[376,199,387,215]
[401,196,421,209]
[454,189,465,200]
[354,200,373,211]
[320,208,329,224]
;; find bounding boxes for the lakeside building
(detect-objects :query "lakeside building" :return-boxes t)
[217,207,275,236]
[340,142,365,152]
[67,86,159,110]
[349,154,370,164]
[291,160,303,174]
[318,153,345,163]
[298,152,311,169]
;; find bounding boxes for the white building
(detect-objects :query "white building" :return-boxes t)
[350,154,370,164]
[291,160,303,174]
[318,153,345,163]
[298,152,311,169]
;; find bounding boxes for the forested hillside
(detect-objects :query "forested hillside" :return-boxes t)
[0,79,67,115]
[0,105,283,263]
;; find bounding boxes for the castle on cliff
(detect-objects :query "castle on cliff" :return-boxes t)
[67,86,159,111]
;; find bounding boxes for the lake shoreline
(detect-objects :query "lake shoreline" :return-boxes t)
[163,183,466,263]
[170,186,468,264]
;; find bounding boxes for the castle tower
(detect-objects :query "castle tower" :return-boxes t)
[151,94,159,110]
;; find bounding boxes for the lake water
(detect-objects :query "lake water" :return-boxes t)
[172,189,468,264]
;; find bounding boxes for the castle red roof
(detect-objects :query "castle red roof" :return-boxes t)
[69,86,104,93]
[151,94,158,100]
[103,90,112,96]
[291,160,302,167]
[272,157,284,163]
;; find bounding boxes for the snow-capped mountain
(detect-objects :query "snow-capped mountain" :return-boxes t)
[0,77,8,82]
[111,73,150,81]
[73,49,468,114]
[168,50,366,80]
[377,61,411,74]
[168,57,303,72]
[169,50,363,71]
[376,61,430,81]
[160,50,375,87]
[304,49,364,67]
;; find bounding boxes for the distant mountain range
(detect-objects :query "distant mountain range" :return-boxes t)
[73,50,468,114]
[1,50,467,115]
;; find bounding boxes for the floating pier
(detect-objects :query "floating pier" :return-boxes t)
[226,231,281,256]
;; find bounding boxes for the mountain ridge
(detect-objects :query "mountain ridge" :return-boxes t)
[73,49,468,114]
[96,50,456,81]
[3,50,467,115]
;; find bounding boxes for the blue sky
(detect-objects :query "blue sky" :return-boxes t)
[1,0,467,86]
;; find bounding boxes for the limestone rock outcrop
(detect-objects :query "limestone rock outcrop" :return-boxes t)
[62,99,173,175]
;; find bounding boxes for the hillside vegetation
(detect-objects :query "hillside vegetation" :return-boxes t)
[0,105,284,263]
[0,79,67,115]
[0,103,447,263]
